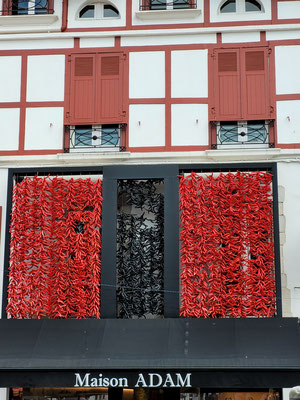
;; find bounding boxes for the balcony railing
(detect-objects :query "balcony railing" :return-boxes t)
[1,0,53,15]
[210,120,275,149]
[139,0,197,11]
[64,125,127,153]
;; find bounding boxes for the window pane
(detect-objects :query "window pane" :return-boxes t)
[74,126,94,147]
[101,125,119,146]
[245,0,261,12]
[173,0,190,9]
[247,122,267,143]
[35,0,48,14]
[219,123,238,143]
[103,4,119,17]
[220,0,236,13]
[150,0,167,10]
[79,5,95,18]
[12,0,28,14]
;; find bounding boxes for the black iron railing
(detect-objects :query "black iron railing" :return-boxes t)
[64,125,127,152]
[139,0,197,11]
[210,120,275,149]
[1,0,53,15]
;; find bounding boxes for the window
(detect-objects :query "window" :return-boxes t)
[78,2,119,19]
[1,0,52,15]
[217,120,270,147]
[68,53,124,125]
[212,48,271,121]
[219,0,263,14]
[140,0,196,11]
[68,124,123,152]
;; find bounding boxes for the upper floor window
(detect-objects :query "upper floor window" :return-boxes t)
[140,0,197,11]
[1,0,53,15]
[220,0,263,14]
[78,2,119,19]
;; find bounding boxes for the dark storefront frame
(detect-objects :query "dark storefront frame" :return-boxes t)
[1,163,297,389]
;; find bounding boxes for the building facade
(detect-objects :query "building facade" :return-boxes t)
[0,0,300,399]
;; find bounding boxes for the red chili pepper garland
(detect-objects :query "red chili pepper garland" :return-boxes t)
[7,176,102,319]
[179,171,276,318]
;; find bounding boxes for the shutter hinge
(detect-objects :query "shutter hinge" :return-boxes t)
[268,48,272,56]
[269,106,274,114]
[211,107,216,116]
[121,111,127,117]
[66,111,70,119]
[211,51,216,59]
[122,53,127,61]
[68,55,72,62]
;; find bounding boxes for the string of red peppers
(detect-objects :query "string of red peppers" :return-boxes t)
[7,175,102,319]
[179,171,276,318]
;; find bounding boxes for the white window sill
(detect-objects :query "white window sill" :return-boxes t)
[0,14,58,26]
[135,8,201,20]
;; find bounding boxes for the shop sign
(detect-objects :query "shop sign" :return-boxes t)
[74,372,192,388]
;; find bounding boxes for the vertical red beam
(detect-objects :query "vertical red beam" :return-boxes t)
[61,0,68,31]
[165,50,171,150]
[126,0,132,29]
[203,0,210,26]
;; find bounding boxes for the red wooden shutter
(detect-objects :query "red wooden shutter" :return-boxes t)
[214,50,241,120]
[70,55,96,124]
[95,54,123,123]
[241,48,270,120]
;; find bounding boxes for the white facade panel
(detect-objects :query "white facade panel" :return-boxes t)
[277,100,300,144]
[278,1,300,19]
[222,31,260,43]
[275,46,300,94]
[27,55,65,102]
[25,107,64,150]
[267,30,300,41]
[68,0,126,28]
[0,56,21,102]
[171,50,208,98]
[129,51,165,99]
[132,0,204,25]
[278,162,300,317]
[171,104,208,146]
[80,37,115,48]
[122,33,216,47]
[210,0,271,22]
[0,39,73,50]
[0,108,19,150]
[129,104,165,147]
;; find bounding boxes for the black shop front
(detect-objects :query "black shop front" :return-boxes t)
[1,318,300,400]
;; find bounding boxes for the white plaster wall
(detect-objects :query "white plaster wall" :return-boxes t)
[80,37,115,48]
[132,0,204,25]
[68,0,126,28]
[210,0,271,22]
[275,46,300,94]
[121,33,216,47]
[129,51,165,99]
[0,39,73,50]
[277,101,300,144]
[129,104,165,147]
[0,56,21,102]
[0,109,19,150]
[171,104,208,146]
[171,50,208,98]
[24,107,64,150]
[222,31,260,43]
[0,169,8,319]
[267,30,300,41]
[27,55,65,102]
[277,162,300,317]
[278,1,300,19]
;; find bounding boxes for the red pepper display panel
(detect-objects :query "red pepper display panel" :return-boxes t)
[179,171,276,318]
[7,176,102,319]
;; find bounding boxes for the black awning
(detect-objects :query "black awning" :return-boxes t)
[0,317,300,388]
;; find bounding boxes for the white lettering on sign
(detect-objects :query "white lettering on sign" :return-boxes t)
[74,373,192,388]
